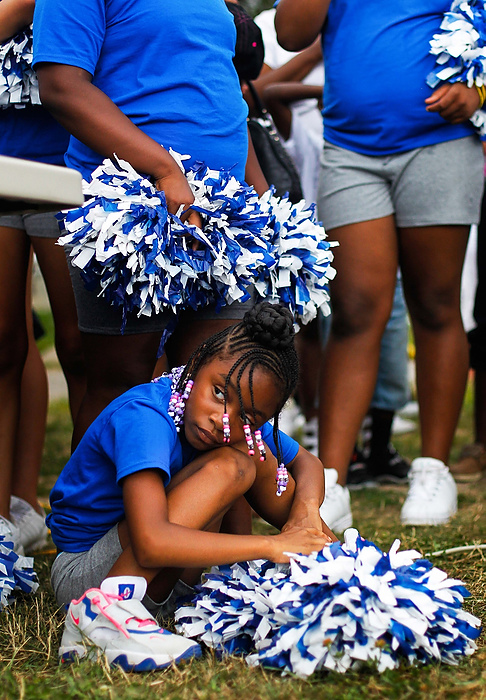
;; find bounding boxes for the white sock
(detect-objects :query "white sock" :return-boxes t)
[100,575,147,601]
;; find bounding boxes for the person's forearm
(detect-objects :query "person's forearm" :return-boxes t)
[0,0,35,42]
[264,82,322,107]
[288,451,324,515]
[133,523,274,569]
[275,0,330,51]
[253,41,322,95]
[36,65,178,182]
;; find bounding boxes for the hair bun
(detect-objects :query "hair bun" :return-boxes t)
[243,302,295,350]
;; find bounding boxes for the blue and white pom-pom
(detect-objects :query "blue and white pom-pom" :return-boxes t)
[175,529,481,677]
[427,0,486,136]
[0,25,39,108]
[57,151,335,328]
[0,537,39,610]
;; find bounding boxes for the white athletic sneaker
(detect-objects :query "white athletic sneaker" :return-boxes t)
[10,496,48,554]
[59,581,201,671]
[400,457,457,526]
[319,468,353,532]
[0,514,24,555]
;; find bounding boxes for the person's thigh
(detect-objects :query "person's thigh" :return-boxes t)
[393,136,484,228]
[0,224,31,336]
[318,141,395,231]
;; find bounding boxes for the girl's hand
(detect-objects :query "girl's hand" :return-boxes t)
[425,82,481,123]
[268,526,333,563]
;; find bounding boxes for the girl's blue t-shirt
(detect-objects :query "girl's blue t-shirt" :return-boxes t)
[322,0,475,155]
[48,377,300,553]
[33,0,249,180]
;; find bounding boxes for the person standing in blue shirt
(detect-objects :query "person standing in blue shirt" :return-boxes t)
[32,0,268,446]
[276,0,484,526]
[0,0,85,555]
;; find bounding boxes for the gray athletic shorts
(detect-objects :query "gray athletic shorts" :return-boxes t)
[0,210,61,238]
[318,136,484,231]
[66,249,255,335]
[50,524,193,618]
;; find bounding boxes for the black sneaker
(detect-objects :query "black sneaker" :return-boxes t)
[367,444,410,484]
[346,447,376,490]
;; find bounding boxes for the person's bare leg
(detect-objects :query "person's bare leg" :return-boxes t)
[165,318,240,367]
[11,257,48,512]
[32,237,86,422]
[295,318,321,421]
[0,227,30,518]
[111,447,260,601]
[318,216,398,485]
[399,225,470,462]
[71,331,162,449]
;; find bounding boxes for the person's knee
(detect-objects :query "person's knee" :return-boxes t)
[408,287,459,331]
[204,447,256,493]
[331,293,391,340]
[0,324,28,375]
[54,328,85,379]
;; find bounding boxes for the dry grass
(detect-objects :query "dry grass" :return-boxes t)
[0,396,484,699]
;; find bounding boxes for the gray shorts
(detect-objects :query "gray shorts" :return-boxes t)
[318,136,484,230]
[66,249,256,335]
[0,210,61,238]
[51,524,194,618]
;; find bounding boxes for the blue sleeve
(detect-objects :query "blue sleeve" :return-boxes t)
[33,0,106,75]
[260,421,300,464]
[99,400,178,486]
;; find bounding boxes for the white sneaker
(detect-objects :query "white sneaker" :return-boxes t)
[10,496,48,554]
[319,468,353,532]
[59,584,201,671]
[400,457,457,526]
[301,416,318,457]
[0,514,24,555]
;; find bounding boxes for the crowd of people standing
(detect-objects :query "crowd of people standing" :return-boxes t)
[0,0,484,672]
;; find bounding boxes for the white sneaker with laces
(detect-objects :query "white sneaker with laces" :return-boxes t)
[10,496,48,553]
[400,457,457,526]
[319,468,353,532]
[0,514,24,555]
[59,577,201,671]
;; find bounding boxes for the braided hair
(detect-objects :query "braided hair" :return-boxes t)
[176,302,299,465]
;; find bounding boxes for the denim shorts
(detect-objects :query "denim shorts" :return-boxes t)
[318,136,484,230]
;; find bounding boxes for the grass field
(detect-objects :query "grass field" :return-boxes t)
[0,334,484,698]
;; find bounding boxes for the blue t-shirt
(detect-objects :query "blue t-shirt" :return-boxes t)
[33,0,249,180]
[48,377,300,553]
[0,106,68,165]
[322,0,474,155]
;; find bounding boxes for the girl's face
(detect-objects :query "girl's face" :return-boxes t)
[183,356,281,451]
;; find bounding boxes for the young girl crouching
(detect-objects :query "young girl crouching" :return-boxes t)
[49,303,335,671]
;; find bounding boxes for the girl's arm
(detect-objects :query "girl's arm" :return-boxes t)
[262,83,322,139]
[122,469,330,569]
[275,0,330,52]
[35,63,201,226]
[0,0,35,42]
[245,126,269,195]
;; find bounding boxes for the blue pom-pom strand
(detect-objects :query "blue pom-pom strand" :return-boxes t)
[174,529,481,677]
[0,537,39,610]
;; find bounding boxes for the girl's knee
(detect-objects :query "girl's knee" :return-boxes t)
[204,447,256,492]
[408,289,460,331]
